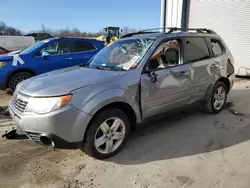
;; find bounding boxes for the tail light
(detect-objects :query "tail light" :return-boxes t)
[229,56,234,66]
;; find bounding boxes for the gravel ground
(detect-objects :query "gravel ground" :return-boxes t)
[0,79,250,188]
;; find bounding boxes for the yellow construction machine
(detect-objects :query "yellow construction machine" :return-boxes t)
[96,26,120,46]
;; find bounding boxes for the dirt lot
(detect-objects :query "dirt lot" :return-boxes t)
[1,79,250,188]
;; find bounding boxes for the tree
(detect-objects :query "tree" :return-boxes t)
[0,21,138,38]
[0,22,22,36]
[72,28,81,37]
[121,26,138,36]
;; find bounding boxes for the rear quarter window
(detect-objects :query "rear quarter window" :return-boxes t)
[208,38,225,57]
[73,41,96,52]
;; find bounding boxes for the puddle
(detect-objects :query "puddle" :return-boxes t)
[226,108,245,116]
[223,102,245,116]
[223,102,234,109]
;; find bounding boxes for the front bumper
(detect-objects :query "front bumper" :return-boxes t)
[9,100,93,149]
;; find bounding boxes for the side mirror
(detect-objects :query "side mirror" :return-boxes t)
[145,66,157,82]
[42,51,51,59]
[120,29,123,33]
[145,66,151,73]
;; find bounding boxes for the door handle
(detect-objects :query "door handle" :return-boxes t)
[65,57,72,60]
[150,71,158,83]
[211,63,218,68]
[180,71,189,75]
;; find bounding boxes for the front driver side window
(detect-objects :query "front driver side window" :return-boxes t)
[36,41,72,56]
[149,40,180,70]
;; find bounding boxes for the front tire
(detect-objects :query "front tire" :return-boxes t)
[84,109,130,159]
[204,81,227,114]
[8,72,33,92]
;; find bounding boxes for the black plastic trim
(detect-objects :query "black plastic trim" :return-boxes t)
[26,131,81,149]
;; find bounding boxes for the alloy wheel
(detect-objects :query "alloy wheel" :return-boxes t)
[13,76,29,88]
[94,117,126,154]
[213,86,226,110]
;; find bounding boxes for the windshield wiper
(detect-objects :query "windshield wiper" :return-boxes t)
[94,65,113,70]
[79,63,88,67]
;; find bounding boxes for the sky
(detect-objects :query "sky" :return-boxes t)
[0,0,161,33]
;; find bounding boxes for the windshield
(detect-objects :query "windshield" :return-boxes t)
[89,38,155,70]
[20,41,46,55]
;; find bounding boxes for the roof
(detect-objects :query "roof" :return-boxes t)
[104,26,120,29]
[43,37,100,42]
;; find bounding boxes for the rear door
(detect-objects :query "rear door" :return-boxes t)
[206,37,234,76]
[70,40,99,65]
[140,38,191,119]
[182,37,216,103]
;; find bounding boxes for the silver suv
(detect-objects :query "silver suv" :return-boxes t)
[9,28,235,159]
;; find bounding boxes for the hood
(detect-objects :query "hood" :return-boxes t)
[0,52,24,61]
[9,50,21,55]
[17,66,125,97]
[0,54,13,61]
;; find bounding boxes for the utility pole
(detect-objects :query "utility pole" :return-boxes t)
[160,0,167,32]
[181,0,188,31]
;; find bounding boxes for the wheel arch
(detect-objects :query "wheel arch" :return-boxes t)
[6,68,37,88]
[217,77,230,93]
[204,77,230,101]
[83,101,137,143]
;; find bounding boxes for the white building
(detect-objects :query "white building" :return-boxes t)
[162,0,250,76]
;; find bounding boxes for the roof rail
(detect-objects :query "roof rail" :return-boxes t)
[120,31,160,38]
[120,27,216,38]
[167,27,217,34]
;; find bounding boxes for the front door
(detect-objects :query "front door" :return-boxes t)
[32,39,75,74]
[140,39,191,119]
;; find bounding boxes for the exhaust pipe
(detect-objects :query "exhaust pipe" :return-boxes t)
[40,136,55,147]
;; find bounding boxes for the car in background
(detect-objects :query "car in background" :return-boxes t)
[0,36,35,51]
[0,37,104,91]
[0,46,11,55]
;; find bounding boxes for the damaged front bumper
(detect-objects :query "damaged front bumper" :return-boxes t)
[8,100,92,149]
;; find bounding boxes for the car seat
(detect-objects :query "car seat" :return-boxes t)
[162,48,179,67]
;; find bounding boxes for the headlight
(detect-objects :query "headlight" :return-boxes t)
[25,95,72,114]
[0,61,8,68]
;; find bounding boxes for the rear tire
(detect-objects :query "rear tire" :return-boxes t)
[8,72,33,92]
[204,81,227,114]
[84,108,130,159]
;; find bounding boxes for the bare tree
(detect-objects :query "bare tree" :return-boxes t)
[121,26,138,36]
[0,22,22,36]
[0,21,138,38]
[72,28,81,37]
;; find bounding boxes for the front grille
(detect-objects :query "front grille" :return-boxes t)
[13,93,28,112]
[26,131,42,144]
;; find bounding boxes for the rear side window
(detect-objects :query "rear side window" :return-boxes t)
[183,37,210,64]
[209,38,224,57]
[73,41,96,52]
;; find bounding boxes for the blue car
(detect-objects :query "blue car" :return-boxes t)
[0,37,104,91]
